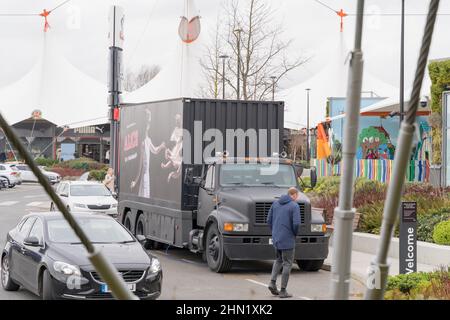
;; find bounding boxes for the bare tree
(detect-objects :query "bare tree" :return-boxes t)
[124,64,161,92]
[201,0,309,100]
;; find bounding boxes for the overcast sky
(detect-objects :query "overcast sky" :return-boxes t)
[0,0,449,92]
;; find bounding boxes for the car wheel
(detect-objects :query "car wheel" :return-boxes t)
[296,259,324,271]
[1,254,20,291]
[205,223,232,273]
[41,269,55,300]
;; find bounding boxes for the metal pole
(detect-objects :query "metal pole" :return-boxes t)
[271,76,276,101]
[219,54,229,99]
[400,0,405,124]
[234,28,242,100]
[365,0,440,300]
[0,112,138,300]
[306,89,311,162]
[331,0,365,300]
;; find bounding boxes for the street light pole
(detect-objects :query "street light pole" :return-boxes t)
[234,28,243,100]
[306,88,311,162]
[400,0,405,125]
[219,54,229,99]
[271,76,276,101]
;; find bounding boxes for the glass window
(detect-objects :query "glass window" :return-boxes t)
[18,217,36,238]
[47,218,134,244]
[28,219,44,244]
[70,184,111,196]
[204,166,215,189]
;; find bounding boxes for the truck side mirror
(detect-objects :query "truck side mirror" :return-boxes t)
[184,167,203,187]
[310,167,317,188]
[295,165,303,178]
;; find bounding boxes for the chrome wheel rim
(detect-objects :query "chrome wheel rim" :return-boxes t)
[208,235,220,261]
[1,256,9,287]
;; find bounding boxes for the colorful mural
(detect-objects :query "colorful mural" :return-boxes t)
[357,126,395,160]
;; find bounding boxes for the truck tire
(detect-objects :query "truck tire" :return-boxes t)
[205,223,232,273]
[124,212,132,233]
[136,215,153,250]
[296,259,324,271]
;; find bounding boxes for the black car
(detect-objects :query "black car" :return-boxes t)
[1,212,162,300]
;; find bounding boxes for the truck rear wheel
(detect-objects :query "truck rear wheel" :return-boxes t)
[205,223,232,273]
[296,259,324,271]
[135,215,152,250]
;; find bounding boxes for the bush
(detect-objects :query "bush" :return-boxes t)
[385,267,450,300]
[35,157,58,167]
[433,220,450,245]
[357,201,384,234]
[52,158,107,172]
[417,209,450,242]
[89,169,107,182]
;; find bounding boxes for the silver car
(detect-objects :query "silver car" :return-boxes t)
[0,164,20,188]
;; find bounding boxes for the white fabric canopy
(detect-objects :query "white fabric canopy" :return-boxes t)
[0,33,108,127]
[124,0,205,104]
[279,34,399,129]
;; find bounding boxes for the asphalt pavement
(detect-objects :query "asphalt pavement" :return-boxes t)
[0,183,365,300]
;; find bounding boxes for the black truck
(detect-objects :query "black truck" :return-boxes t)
[117,98,329,272]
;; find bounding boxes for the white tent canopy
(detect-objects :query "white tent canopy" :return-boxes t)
[279,34,400,129]
[0,33,108,128]
[124,0,205,104]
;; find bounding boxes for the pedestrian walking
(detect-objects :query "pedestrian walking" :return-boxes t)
[267,187,301,298]
[103,167,115,192]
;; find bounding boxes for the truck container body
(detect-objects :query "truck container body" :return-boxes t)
[118,98,328,272]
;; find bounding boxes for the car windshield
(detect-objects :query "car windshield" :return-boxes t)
[70,184,111,196]
[220,163,297,187]
[47,218,134,244]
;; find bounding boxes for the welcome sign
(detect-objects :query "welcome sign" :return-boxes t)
[400,202,417,274]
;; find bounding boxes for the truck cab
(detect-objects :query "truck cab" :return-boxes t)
[186,156,329,273]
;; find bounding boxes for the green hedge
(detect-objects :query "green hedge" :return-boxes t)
[433,220,450,245]
[52,158,107,172]
[88,169,108,182]
[35,157,58,167]
[417,208,450,242]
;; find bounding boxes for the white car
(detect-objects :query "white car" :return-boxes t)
[51,181,118,217]
[13,164,61,184]
[0,163,20,187]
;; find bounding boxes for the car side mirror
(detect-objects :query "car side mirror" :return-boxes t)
[136,235,146,245]
[60,193,68,197]
[24,236,40,247]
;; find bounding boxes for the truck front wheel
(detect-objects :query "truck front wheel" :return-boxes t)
[205,223,232,273]
[296,259,324,271]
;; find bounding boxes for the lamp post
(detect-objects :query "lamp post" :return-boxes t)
[234,28,243,100]
[219,54,229,99]
[400,0,405,125]
[306,88,311,162]
[270,76,276,101]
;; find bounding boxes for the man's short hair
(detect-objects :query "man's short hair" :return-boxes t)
[288,187,299,196]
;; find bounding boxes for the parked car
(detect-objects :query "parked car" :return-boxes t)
[12,164,61,184]
[51,181,118,217]
[0,164,20,188]
[1,212,162,300]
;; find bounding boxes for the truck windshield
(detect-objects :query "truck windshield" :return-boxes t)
[220,163,297,187]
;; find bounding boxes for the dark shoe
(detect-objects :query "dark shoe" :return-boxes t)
[279,289,293,298]
[268,282,279,296]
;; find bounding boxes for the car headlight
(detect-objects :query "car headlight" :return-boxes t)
[224,223,248,232]
[74,203,87,208]
[111,203,118,208]
[53,261,81,276]
[148,258,161,274]
[311,224,327,233]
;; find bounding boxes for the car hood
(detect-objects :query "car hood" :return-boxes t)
[48,242,152,268]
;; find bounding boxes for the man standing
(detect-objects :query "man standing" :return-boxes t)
[267,187,301,298]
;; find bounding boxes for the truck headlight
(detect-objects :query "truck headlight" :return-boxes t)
[311,224,327,233]
[53,261,81,276]
[111,203,118,208]
[224,223,248,232]
[74,203,86,208]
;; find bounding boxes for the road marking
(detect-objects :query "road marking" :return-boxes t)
[0,201,19,206]
[245,278,312,300]
[26,202,43,207]
[24,195,47,199]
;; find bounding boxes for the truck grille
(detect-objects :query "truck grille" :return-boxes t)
[91,270,145,283]
[255,202,306,224]
[87,204,110,210]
